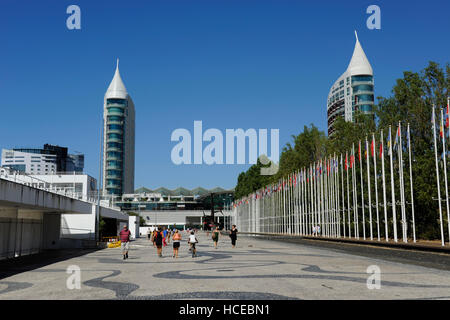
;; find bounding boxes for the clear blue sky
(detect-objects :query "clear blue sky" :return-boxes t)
[0,0,449,190]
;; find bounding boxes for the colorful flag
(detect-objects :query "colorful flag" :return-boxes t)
[387,129,392,155]
[371,138,375,157]
[379,142,383,159]
[345,153,348,170]
[358,141,361,162]
[446,102,449,128]
[393,126,399,150]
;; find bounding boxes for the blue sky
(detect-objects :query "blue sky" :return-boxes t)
[0,0,449,190]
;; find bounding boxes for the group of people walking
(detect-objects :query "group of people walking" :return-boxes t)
[119,224,238,260]
[149,226,196,258]
[142,225,238,259]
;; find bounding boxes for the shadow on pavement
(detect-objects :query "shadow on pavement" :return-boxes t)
[0,248,102,280]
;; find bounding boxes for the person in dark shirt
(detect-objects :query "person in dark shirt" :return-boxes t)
[212,226,220,249]
[119,225,132,260]
[153,227,164,257]
[229,225,238,248]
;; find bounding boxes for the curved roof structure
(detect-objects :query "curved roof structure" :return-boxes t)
[105,59,128,99]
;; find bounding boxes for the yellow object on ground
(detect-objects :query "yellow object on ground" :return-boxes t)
[107,240,121,248]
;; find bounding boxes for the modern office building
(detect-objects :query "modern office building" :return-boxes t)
[327,31,374,136]
[1,144,84,174]
[102,60,135,197]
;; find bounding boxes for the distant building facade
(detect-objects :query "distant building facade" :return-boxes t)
[1,144,84,174]
[327,31,374,136]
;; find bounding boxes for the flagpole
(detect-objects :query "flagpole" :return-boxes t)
[316,162,320,236]
[433,105,445,246]
[359,140,366,240]
[301,170,305,235]
[346,152,351,238]
[366,137,373,240]
[373,133,380,241]
[440,108,450,245]
[334,157,338,237]
[398,122,407,242]
[407,124,416,243]
[310,165,314,235]
[381,130,389,241]
[321,161,325,237]
[341,154,346,238]
[322,160,327,237]
[333,153,341,238]
[329,159,332,237]
[324,159,328,237]
[310,167,313,236]
[352,144,359,239]
[389,126,398,242]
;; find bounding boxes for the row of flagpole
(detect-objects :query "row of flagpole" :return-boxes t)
[233,101,450,247]
[432,100,450,246]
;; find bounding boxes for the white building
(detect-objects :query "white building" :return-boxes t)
[0,168,97,202]
[1,149,57,174]
[102,59,135,197]
[327,31,374,136]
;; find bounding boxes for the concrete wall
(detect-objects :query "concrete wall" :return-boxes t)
[0,179,129,258]
[128,215,139,239]
[0,208,51,260]
[42,213,61,249]
[0,178,93,214]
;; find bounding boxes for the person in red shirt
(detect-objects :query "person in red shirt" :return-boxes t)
[119,225,132,260]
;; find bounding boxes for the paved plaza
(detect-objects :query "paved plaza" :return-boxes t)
[1,232,450,300]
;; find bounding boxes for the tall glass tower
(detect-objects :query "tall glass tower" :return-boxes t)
[102,60,135,196]
[327,31,374,136]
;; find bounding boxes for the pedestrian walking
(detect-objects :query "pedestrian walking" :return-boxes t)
[153,227,164,257]
[162,227,168,247]
[166,227,171,245]
[229,225,238,248]
[172,229,182,258]
[119,225,132,260]
[188,231,198,258]
[147,228,151,241]
[151,228,158,247]
[212,226,220,249]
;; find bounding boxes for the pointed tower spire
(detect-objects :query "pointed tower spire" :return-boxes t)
[346,30,373,76]
[105,58,128,99]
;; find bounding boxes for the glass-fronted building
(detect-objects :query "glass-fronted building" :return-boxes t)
[327,31,374,136]
[1,144,84,175]
[102,60,135,197]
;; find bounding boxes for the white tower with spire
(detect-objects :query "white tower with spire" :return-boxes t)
[327,31,374,136]
[102,59,135,196]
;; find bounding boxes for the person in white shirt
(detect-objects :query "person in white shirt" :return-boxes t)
[188,231,198,257]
